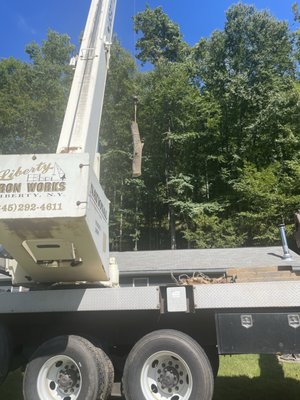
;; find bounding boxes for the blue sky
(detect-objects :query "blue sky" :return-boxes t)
[0,0,297,63]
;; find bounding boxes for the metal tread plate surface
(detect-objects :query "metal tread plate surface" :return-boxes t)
[194,280,300,309]
[0,286,160,314]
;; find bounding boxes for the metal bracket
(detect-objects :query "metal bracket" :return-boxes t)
[80,47,96,60]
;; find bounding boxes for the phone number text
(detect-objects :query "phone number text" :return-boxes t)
[0,203,63,212]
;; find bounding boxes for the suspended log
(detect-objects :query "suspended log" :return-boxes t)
[294,212,300,248]
[131,120,144,177]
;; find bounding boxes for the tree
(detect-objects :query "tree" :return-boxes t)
[100,39,141,250]
[194,4,300,169]
[292,2,300,65]
[24,30,75,152]
[134,6,189,65]
[232,162,300,245]
[134,60,221,248]
[0,58,34,153]
[26,29,75,65]
[0,30,74,154]
[183,212,245,249]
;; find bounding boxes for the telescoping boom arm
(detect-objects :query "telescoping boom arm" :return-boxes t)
[57,0,117,174]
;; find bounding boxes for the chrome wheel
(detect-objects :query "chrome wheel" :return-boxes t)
[37,355,82,400]
[140,350,192,400]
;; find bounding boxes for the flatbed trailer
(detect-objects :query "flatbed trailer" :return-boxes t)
[1,246,300,399]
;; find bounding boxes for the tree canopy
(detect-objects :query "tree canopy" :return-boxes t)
[134,5,189,65]
[0,29,74,154]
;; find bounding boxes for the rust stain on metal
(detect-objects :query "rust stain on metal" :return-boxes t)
[59,147,82,153]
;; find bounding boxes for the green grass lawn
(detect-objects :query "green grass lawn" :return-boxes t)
[214,354,300,400]
[2,354,300,399]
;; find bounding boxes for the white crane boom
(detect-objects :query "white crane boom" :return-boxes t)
[57,0,116,171]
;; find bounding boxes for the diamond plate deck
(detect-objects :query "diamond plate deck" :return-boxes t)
[194,280,300,309]
[0,286,160,314]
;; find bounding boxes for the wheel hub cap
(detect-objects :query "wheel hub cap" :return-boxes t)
[160,366,179,389]
[37,355,82,400]
[141,351,193,399]
[58,367,78,390]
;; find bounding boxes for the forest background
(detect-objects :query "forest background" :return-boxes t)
[1,3,300,252]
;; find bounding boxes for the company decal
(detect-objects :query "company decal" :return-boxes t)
[0,162,66,199]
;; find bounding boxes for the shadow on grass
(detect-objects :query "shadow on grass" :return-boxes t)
[214,354,300,400]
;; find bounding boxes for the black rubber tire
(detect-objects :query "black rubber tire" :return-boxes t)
[23,335,108,400]
[0,324,11,385]
[100,350,114,400]
[204,346,220,378]
[122,329,214,400]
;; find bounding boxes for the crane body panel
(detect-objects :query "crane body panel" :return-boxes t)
[0,153,109,285]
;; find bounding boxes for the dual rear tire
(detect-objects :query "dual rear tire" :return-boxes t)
[23,335,113,400]
[22,330,214,400]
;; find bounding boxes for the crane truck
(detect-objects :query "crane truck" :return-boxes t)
[1,1,300,399]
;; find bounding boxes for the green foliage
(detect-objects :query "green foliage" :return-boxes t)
[194,4,299,169]
[183,212,245,248]
[103,4,300,250]
[133,59,223,248]
[232,162,300,245]
[292,2,300,65]
[26,30,75,65]
[100,39,141,250]
[0,58,32,152]
[0,30,74,154]
[134,6,189,65]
